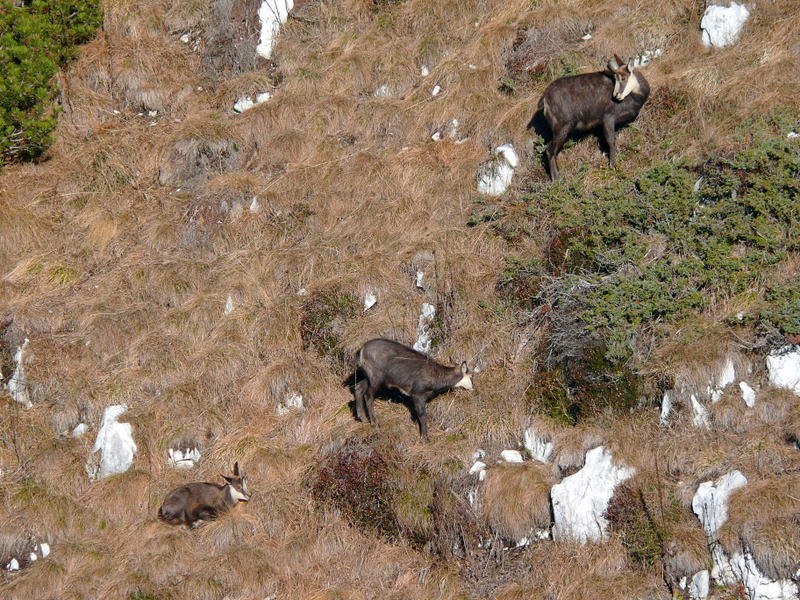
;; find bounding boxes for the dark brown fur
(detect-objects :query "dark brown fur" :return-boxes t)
[353,338,472,441]
[158,462,250,527]
[538,58,650,180]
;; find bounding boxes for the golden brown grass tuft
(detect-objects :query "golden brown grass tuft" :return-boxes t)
[479,463,553,542]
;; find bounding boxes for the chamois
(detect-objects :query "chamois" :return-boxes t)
[158,462,250,527]
[538,54,650,180]
[353,338,474,441]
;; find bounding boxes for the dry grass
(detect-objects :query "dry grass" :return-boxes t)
[1,0,800,597]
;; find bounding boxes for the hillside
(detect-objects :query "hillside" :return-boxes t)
[1,0,799,599]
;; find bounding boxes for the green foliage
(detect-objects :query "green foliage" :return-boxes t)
[496,257,541,309]
[535,128,800,364]
[0,0,102,165]
[760,281,800,337]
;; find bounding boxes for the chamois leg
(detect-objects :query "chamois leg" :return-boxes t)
[354,378,368,422]
[413,396,428,442]
[364,382,379,427]
[547,125,571,181]
[602,117,617,168]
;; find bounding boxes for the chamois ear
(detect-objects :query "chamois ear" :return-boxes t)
[460,361,468,375]
[233,462,240,476]
[606,58,619,72]
[221,475,233,483]
[613,54,625,69]
[626,58,635,72]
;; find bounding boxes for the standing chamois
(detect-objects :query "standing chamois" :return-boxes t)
[538,54,650,180]
[159,462,250,527]
[353,338,474,441]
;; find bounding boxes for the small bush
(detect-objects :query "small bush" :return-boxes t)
[300,289,359,371]
[605,483,664,568]
[0,0,102,165]
[496,257,541,309]
[311,439,399,540]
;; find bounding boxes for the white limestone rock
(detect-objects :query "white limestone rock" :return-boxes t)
[660,391,673,426]
[500,450,524,463]
[701,2,750,48]
[551,446,635,543]
[86,405,137,480]
[412,302,435,353]
[363,290,377,311]
[688,569,710,599]
[8,338,32,408]
[766,346,800,395]
[6,558,19,571]
[523,427,553,463]
[249,197,261,213]
[39,543,50,558]
[420,64,430,77]
[691,394,710,429]
[71,423,88,438]
[731,550,799,600]
[477,144,518,196]
[233,92,271,113]
[709,357,736,403]
[469,461,487,481]
[277,391,304,415]
[167,447,201,469]
[739,381,756,407]
[631,48,663,68]
[415,270,425,290]
[224,295,234,315]
[692,470,748,585]
[431,85,442,96]
[257,0,293,59]
[374,84,391,98]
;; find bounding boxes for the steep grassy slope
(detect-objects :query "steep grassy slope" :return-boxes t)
[1,0,799,598]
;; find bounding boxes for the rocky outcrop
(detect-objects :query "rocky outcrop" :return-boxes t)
[86,405,137,480]
[701,2,751,48]
[692,471,798,600]
[551,446,634,543]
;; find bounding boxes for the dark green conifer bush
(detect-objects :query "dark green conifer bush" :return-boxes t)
[0,0,102,165]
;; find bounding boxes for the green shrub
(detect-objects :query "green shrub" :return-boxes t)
[0,0,102,165]
[300,289,359,371]
[533,126,800,364]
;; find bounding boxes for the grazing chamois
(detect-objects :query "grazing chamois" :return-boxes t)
[353,338,474,441]
[158,462,250,527]
[538,54,650,180]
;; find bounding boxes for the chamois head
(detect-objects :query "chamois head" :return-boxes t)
[221,462,250,502]
[607,54,637,101]
[454,361,474,391]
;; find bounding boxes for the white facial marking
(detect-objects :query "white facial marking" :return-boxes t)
[617,73,639,100]
[229,485,249,502]
[455,375,473,390]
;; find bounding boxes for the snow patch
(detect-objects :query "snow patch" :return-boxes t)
[631,48,663,68]
[415,270,425,290]
[5,558,19,571]
[739,381,756,407]
[709,357,736,403]
[477,144,518,196]
[469,461,487,481]
[86,405,137,480]
[551,446,635,543]
[167,447,201,469]
[224,295,234,315]
[431,85,442,96]
[8,338,31,408]
[249,197,261,213]
[788,131,799,140]
[412,303,435,353]
[701,2,750,48]
[523,427,553,463]
[257,0,293,59]
[39,543,50,558]
[420,64,430,77]
[766,346,800,395]
[500,450,524,463]
[71,423,88,438]
[731,550,799,600]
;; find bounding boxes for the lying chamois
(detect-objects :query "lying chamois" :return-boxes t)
[538,54,650,180]
[354,338,474,441]
[159,462,250,527]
